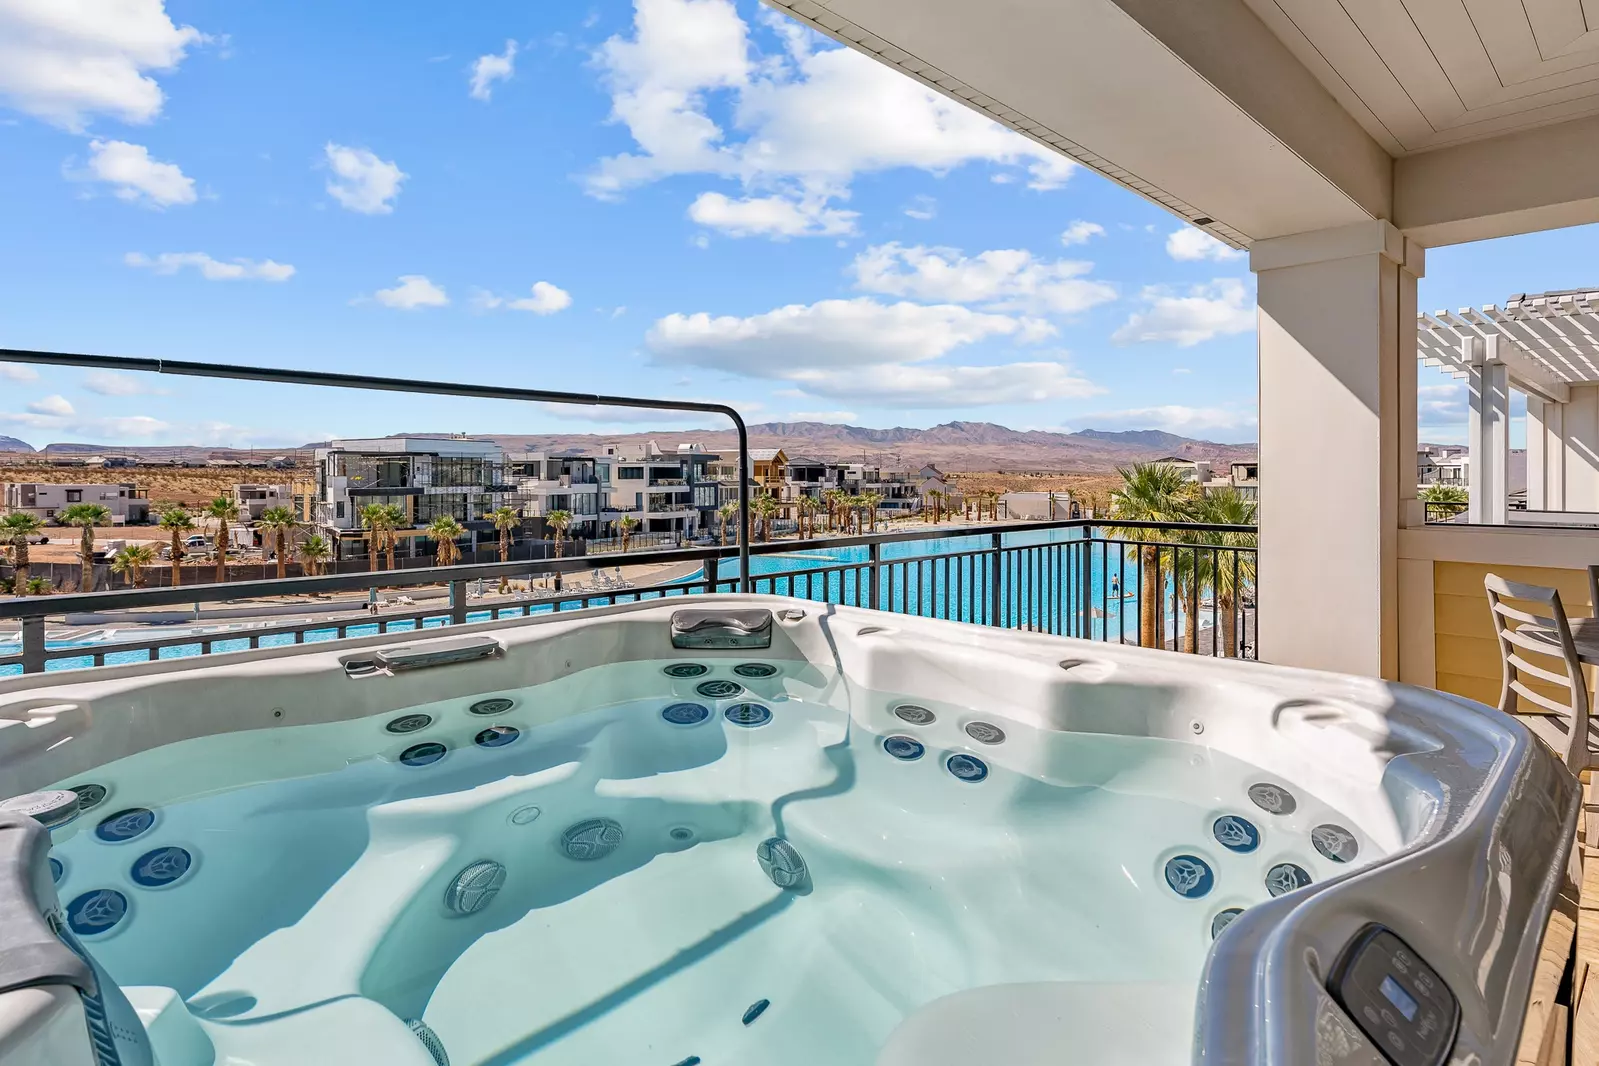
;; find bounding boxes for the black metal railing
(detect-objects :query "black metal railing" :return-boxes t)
[1423,501,1469,523]
[1,519,1257,675]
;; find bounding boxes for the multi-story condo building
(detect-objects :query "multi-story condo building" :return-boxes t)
[600,442,700,537]
[313,436,510,559]
[674,443,723,534]
[1,483,149,525]
[232,484,293,522]
[506,450,606,536]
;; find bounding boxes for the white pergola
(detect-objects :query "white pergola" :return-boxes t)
[1417,290,1599,522]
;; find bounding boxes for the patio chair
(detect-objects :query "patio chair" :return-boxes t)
[1484,574,1599,774]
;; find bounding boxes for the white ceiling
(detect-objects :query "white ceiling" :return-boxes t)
[1245,0,1599,154]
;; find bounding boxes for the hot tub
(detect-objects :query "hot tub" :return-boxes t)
[0,595,1577,1066]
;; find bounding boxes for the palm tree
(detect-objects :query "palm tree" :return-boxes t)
[60,502,112,593]
[487,507,520,563]
[717,501,738,546]
[861,491,883,533]
[618,515,639,553]
[359,504,392,573]
[381,504,407,570]
[1195,488,1258,658]
[1418,483,1468,521]
[297,534,332,576]
[157,506,195,588]
[821,488,844,532]
[255,506,298,580]
[203,496,241,584]
[926,490,944,525]
[1105,463,1196,649]
[427,515,466,566]
[797,495,820,540]
[1,512,44,596]
[748,495,780,543]
[546,509,573,558]
[110,544,157,588]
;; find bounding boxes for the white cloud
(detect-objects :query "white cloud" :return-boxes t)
[0,0,205,130]
[588,0,1074,233]
[469,39,517,100]
[476,280,572,314]
[534,402,711,426]
[0,363,39,382]
[27,394,74,417]
[371,275,448,309]
[81,370,168,396]
[648,297,1049,372]
[1166,226,1244,262]
[790,361,1102,408]
[788,410,858,423]
[1075,404,1257,437]
[1112,279,1255,347]
[1418,382,1466,423]
[71,139,195,207]
[688,191,856,237]
[324,143,406,214]
[124,251,294,281]
[646,296,1088,408]
[903,195,936,221]
[850,242,1116,315]
[1060,220,1104,246]
[0,411,171,438]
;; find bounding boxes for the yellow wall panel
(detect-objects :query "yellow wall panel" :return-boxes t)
[1433,561,1594,706]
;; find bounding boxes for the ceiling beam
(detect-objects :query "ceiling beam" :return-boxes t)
[1395,113,1599,246]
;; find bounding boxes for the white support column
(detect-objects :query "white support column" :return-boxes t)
[1466,335,1510,524]
[1252,220,1423,679]
[1526,396,1568,511]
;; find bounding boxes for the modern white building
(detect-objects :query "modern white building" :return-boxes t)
[232,484,293,522]
[312,436,510,558]
[507,450,606,536]
[1,483,149,525]
[600,442,701,537]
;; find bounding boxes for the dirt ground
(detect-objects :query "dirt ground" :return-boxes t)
[0,463,307,510]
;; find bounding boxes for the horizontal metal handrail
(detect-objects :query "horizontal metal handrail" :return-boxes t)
[2,519,1258,674]
[0,518,1254,620]
[0,572,719,670]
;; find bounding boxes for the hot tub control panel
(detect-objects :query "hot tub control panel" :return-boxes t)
[1329,924,1458,1066]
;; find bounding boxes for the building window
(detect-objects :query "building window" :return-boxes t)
[336,501,345,519]
[65,490,82,503]
[618,466,644,480]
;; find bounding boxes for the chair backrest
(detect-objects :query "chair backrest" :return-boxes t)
[1484,573,1590,773]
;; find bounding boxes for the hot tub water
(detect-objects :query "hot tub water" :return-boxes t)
[38,657,1382,1066]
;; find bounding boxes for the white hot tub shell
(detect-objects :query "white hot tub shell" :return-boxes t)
[0,595,1577,1066]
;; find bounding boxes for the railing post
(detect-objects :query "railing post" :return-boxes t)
[450,579,469,626]
[868,542,881,611]
[989,532,1003,628]
[21,615,45,674]
[1080,527,1093,639]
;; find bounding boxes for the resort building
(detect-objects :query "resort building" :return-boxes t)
[312,436,511,559]
[1,482,149,525]
[232,484,293,522]
[507,450,606,537]
[600,441,701,537]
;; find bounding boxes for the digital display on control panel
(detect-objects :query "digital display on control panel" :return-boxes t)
[1329,924,1458,1066]
[1379,975,1419,1022]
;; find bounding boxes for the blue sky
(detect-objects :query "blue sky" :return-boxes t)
[0,0,1592,451]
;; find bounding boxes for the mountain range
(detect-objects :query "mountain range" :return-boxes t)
[0,421,1257,473]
